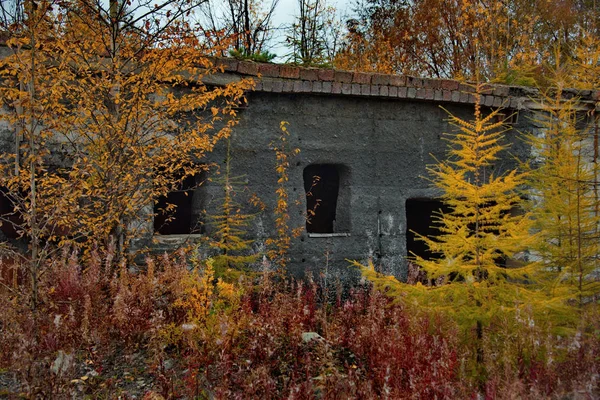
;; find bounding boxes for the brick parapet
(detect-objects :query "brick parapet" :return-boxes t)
[212,58,598,110]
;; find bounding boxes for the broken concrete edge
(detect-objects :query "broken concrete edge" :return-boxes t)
[207,57,599,111]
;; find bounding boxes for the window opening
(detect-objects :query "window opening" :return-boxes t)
[154,171,205,235]
[406,198,521,267]
[0,188,22,239]
[405,198,450,261]
[304,164,340,234]
[495,111,518,125]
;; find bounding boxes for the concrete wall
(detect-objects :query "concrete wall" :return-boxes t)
[195,90,534,282]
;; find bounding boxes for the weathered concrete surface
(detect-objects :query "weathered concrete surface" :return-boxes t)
[200,90,535,282]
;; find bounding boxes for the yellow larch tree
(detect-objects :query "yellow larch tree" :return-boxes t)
[525,79,600,312]
[361,86,543,317]
[209,138,259,275]
[357,85,571,381]
[404,86,539,323]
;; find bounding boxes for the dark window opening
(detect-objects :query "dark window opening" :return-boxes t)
[154,171,206,235]
[495,111,519,125]
[304,164,341,233]
[406,198,524,268]
[405,198,450,261]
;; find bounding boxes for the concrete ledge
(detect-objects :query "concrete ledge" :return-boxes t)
[308,233,351,238]
[152,234,203,246]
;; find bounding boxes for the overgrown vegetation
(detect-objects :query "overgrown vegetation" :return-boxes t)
[208,138,260,276]
[1,250,598,398]
[355,79,599,392]
[525,77,600,312]
[0,0,599,398]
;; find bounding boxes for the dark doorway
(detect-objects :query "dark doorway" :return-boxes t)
[154,173,204,235]
[405,198,450,260]
[303,164,340,233]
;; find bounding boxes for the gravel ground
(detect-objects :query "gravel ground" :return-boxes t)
[0,349,164,399]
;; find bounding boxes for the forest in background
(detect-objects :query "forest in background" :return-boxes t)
[0,0,599,398]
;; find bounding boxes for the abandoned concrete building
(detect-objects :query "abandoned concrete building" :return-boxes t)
[1,49,598,281]
[148,59,599,280]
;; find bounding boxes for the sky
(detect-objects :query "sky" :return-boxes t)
[274,0,353,28]
[86,0,356,61]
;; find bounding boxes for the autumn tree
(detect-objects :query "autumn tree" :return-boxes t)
[285,0,342,66]
[567,33,600,90]
[335,0,599,83]
[406,88,537,315]
[0,0,253,270]
[336,0,497,77]
[525,79,600,312]
[356,86,568,380]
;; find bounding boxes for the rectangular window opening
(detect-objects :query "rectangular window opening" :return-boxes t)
[406,198,525,268]
[154,169,206,235]
[405,198,450,261]
[303,164,350,234]
[0,187,22,239]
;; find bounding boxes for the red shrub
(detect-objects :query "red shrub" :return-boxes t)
[174,281,463,399]
[1,251,598,399]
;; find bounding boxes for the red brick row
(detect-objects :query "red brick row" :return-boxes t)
[212,57,598,109]
[222,60,515,94]
[253,77,518,107]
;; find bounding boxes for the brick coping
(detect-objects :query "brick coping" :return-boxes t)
[0,41,597,110]
[213,58,600,111]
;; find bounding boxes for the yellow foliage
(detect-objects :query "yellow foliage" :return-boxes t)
[171,257,243,324]
[216,278,239,305]
[414,86,534,281]
[173,259,215,323]
[335,0,596,82]
[0,0,254,262]
[209,138,260,272]
[357,85,582,380]
[525,76,600,311]
[266,121,301,269]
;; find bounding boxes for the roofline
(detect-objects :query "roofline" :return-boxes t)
[211,58,600,111]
